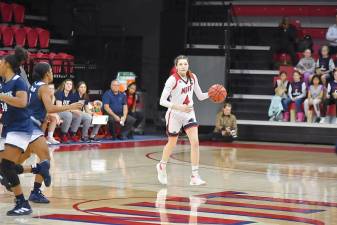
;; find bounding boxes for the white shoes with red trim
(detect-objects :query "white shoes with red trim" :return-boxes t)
[156,163,167,185]
[190,175,206,186]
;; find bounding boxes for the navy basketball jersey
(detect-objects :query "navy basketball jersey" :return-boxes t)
[0,75,33,136]
[28,81,47,126]
[55,90,74,105]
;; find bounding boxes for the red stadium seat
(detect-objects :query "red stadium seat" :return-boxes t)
[327,105,336,117]
[27,28,38,48]
[232,5,337,17]
[36,28,50,49]
[11,3,25,24]
[301,28,327,39]
[64,54,75,74]
[13,27,27,47]
[0,50,6,57]
[35,52,50,63]
[1,26,14,47]
[279,65,294,80]
[273,53,291,65]
[0,2,13,23]
[52,53,67,74]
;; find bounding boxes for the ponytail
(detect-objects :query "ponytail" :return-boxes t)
[4,46,28,73]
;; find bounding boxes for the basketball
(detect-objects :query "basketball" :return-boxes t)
[208,84,227,103]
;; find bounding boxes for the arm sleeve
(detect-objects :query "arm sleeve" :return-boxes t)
[298,83,307,99]
[288,85,293,98]
[122,93,127,105]
[295,59,303,70]
[159,76,175,108]
[232,115,238,132]
[213,112,222,133]
[326,26,337,42]
[329,58,335,72]
[309,60,316,73]
[327,83,331,98]
[102,91,109,105]
[193,74,209,101]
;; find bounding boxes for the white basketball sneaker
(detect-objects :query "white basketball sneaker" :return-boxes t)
[190,175,206,186]
[156,163,167,185]
[47,137,60,145]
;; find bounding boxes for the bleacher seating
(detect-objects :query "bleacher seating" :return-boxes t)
[12,26,27,46]
[11,3,25,24]
[0,25,51,49]
[1,26,14,47]
[0,2,13,23]
[232,5,337,17]
[36,28,50,49]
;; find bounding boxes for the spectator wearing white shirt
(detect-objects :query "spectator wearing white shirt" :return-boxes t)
[326,13,337,55]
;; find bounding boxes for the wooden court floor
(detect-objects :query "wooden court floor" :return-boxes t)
[0,139,336,225]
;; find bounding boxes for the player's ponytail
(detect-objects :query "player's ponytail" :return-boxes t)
[32,62,51,82]
[4,46,28,73]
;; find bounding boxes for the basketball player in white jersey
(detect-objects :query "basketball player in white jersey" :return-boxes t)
[157,55,209,185]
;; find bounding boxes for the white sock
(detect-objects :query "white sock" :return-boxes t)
[192,166,199,177]
[48,132,54,139]
[159,160,167,170]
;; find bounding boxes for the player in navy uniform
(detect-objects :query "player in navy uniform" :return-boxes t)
[0,47,44,216]
[17,62,82,203]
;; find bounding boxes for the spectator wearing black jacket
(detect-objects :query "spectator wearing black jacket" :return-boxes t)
[272,17,298,66]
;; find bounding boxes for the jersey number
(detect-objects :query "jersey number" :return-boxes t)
[183,96,190,105]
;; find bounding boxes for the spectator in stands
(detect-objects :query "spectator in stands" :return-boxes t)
[316,45,335,85]
[212,103,238,142]
[295,48,315,85]
[326,13,337,55]
[283,71,307,122]
[73,81,101,142]
[41,83,62,144]
[272,17,298,66]
[271,71,289,121]
[103,80,136,140]
[55,79,81,143]
[320,70,337,124]
[303,75,323,123]
[126,82,144,135]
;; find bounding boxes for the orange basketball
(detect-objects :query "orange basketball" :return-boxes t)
[208,84,227,103]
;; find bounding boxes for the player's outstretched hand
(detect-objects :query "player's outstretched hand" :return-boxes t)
[70,102,83,111]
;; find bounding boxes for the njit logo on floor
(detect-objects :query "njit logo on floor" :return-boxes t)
[36,191,334,225]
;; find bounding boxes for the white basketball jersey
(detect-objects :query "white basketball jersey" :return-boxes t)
[167,73,196,106]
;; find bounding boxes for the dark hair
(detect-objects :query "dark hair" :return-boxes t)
[32,62,51,81]
[224,103,232,108]
[293,71,301,76]
[319,45,330,58]
[4,46,28,74]
[279,71,287,76]
[174,55,188,66]
[76,81,90,100]
[310,75,322,85]
[126,82,137,106]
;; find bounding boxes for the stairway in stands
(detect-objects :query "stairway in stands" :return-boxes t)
[185,0,337,144]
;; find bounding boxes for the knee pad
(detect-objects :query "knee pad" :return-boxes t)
[0,159,20,188]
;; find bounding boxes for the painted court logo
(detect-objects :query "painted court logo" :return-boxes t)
[36,191,335,225]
